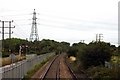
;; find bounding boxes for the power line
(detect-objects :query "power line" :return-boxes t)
[13,22,29,38]
[40,12,117,26]
[0,13,30,17]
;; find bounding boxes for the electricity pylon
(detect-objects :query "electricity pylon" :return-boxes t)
[29,9,39,41]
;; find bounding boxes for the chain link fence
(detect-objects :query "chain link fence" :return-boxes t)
[0,52,55,79]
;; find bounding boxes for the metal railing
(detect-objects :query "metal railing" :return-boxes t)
[105,61,120,69]
[0,52,55,79]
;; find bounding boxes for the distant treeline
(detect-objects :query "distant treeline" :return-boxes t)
[1,38,119,59]
[2,38,70,57]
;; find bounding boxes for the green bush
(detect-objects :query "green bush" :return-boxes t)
[87,66,120,80]
[67,47,78,57]
[79,42,111,69]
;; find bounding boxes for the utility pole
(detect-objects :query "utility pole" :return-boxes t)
[9,21,15,39]
[29,9,39,41]
[0,20,15,38]
[0,21,5,40]
[96,34,98,42]
[0,20,15,51]
[1,21,5,51]
[98,34,103,42]
[80,40,85,43]
[96,34,103,42]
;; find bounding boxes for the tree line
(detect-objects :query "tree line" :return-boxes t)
[2,38,119,78]
[2,38,119,67]
[67,41,119,69]
[2,38,70,57]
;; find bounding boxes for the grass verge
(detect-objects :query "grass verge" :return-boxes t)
[22,55,54,80]
[86,66,120,80]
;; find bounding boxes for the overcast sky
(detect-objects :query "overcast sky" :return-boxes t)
[0,0,119,46]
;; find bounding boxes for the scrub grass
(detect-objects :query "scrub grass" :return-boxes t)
[1,55,25,66]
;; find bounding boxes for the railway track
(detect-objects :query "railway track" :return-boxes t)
[40,54,78,80]
[64,57,78,80]
[64,56,90,80]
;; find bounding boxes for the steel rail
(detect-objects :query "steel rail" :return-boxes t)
[40,55,59,80]
[64,57,78,80]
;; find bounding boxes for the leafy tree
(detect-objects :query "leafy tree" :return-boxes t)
[3,38,28,54]
[79,42,112,69]
[67,47,78,57]
[67,42,87,57]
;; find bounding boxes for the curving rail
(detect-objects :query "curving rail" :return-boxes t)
[40,54,78,80]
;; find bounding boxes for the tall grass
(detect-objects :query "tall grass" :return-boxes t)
[1,55,25,66]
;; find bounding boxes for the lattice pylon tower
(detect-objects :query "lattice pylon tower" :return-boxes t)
[29,9,39,41]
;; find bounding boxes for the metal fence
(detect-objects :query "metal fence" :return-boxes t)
[105,61,120,69]
[0,52,55,79]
